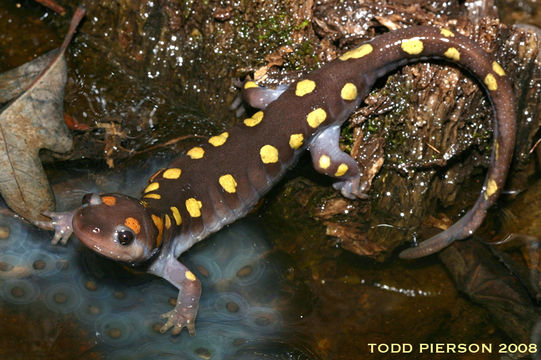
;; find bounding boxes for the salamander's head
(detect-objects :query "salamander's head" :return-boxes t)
[72,193,162,265]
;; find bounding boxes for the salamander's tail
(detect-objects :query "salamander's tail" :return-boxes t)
[348,26,516,259]
[398,202,483,259]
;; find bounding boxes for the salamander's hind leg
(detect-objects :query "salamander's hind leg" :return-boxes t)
[309,125,369,199]
[232,80,289,115]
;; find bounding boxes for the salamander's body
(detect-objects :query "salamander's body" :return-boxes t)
[45,26,516,335]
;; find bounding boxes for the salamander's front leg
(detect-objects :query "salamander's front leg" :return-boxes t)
[149,255,201,336]
[309,125,369,199]
[36,211,75,245]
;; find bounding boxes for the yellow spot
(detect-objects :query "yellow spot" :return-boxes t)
[492,61,505,76]
[163,168,182,179]
[495,141,499,161]
[187,147,205,159]
[289,133,304,149]
[443,47,460,61]
[484,73,498,91]
[164,214,171,230]
[144,193,161,200]
[244,111,264,127]
[440,28,454,37]
[185,270,196,281]
[260,145,279,164]
[339,44,373,60]
[208,132,229,146]
[340,83,357,101]
[244,81,259,89]
[144,182,159,193]
[319,155,330,169]
[185,198,202,218]
[295,79,316,97]
[484,178,498,200]
[306,108,327,128]
[101,196,116,206]
[219,174,238,193]
[170,206,182,225]
[401,38,424,55]
[335,163,349,177]
[151,214,163,248]
[124,217,141,234]
[151,214,162,231]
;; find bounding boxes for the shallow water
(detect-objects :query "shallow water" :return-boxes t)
[0,156,520,359]
[0,160,300,359]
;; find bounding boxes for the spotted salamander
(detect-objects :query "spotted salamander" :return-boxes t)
[44,26,516,335]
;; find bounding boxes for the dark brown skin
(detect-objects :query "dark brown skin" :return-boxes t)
[45,26,516,334]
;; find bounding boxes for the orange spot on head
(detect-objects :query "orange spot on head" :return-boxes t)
[101,196,116,206]
[124,217,141,234]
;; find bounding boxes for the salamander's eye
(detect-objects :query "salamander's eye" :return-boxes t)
[82,193,92,204]
[117,230,134,246]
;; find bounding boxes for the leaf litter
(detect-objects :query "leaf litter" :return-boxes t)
[0,7,84,226]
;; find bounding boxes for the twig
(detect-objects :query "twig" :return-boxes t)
[33,0,66,16]
[112,135,205,155]
[528,137,541,154]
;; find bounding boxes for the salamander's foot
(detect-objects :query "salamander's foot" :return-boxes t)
[149,254,202,336]
[159,305,198,336]
[333,177,369,200]
[36,211,75,245]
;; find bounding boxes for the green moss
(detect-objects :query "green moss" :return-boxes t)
[256,13,291,42]
[364,118,380,133]
[286,39,319,70]
[339,123,355,152]
[295,19,310,30]
[250,15,316,68]
[184,0,196,19]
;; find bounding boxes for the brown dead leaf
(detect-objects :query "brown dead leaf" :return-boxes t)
[324,221,387,257]
[0,7,84,226]
[0,51,57,103]
[350,131,384,193]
